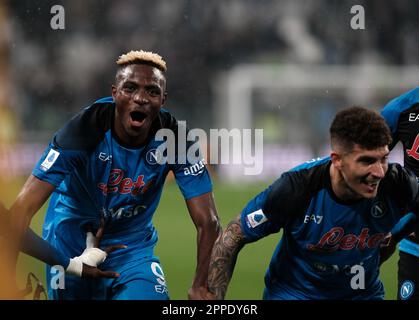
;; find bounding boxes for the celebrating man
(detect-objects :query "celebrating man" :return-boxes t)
[208,106,418,300]
[2,50,220,300]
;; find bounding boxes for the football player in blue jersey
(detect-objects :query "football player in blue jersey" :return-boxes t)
[207,106,418,300]
[381,87,419,300]
[2,50,220,300]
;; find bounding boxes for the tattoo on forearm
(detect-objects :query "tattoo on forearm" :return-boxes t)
[207,216,245,299]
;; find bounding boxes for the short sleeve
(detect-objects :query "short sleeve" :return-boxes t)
[240,173,300,241]
[172,158,213,200]
[32,100,111,187]
[380,87,419,150]
[32,142,87,187]
[170,135,212,200]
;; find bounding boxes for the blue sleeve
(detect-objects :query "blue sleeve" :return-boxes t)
[32,101,111,187]
[170,135,213,200]
[240,173,298,241]
[391,213,419,242]
[32,142,87,187]
[22,229,70,268]
[240,186,280,241]
[172,158,213,200]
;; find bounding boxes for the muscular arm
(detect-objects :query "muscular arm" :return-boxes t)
[21,228,70,268]
[207,215,249,300]
[185,192,221,299]
[7,175,55,268]
[1,176,122,283]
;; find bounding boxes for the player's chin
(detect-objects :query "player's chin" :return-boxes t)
[361,191,378,199]
[127,119,151,135]
[359,184,379,198]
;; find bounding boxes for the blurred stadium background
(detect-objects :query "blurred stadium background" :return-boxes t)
[1,0,419,299]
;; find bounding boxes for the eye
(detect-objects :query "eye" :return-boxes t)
[359,157,376,165]
[147,86,161,97]
[123,83,136,92]
[381,156,389,163]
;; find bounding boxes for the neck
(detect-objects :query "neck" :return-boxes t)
[113,120,148,149]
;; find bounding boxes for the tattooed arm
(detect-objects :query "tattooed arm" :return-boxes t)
[207,214,251,299]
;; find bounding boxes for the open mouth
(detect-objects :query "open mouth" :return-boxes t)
[130,111,147,126]
[362,180,379,192]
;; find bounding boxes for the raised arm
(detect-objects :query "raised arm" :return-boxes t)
[207,214,250,300]
[185,192,221,300]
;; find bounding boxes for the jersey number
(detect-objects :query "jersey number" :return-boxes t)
[406,134,419,160]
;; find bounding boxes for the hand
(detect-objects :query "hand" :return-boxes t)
[67,219,126,278]
[188,286,216,300]
[80,230,126,278]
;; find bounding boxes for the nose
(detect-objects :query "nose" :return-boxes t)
[371,162,386,179]
[133,89,149,104]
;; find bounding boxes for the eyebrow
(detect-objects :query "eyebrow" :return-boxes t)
[122,81,138,86]
[122,78,161,86]
[357,153,389,162]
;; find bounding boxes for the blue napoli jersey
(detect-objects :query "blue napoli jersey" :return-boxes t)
[32,97,212,268]
[381,86,419,172]
[381,87,419,256]
[240,158,418,300]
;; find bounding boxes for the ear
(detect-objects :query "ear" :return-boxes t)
[111,85,117,99]
[162,92,168,106]
[330,151,343,170]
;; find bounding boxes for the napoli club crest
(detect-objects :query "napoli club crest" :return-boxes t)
[370,200,387,218]
[400,280,415,300]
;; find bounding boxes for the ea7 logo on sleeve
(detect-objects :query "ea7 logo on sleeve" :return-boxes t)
[245,209,268,228]
[40,149,60,171]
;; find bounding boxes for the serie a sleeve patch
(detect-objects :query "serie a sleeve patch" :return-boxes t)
[40,149,60,171]
[245,209,268,228]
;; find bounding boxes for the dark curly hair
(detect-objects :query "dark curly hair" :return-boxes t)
[330,106,392,152]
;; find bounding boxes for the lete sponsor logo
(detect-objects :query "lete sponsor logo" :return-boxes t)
[307,227,386,252]
[98,169,154,196]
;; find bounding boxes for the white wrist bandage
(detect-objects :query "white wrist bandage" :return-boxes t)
[66,257,83,277]
[78,247,108,267]
[65,232,108,277]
